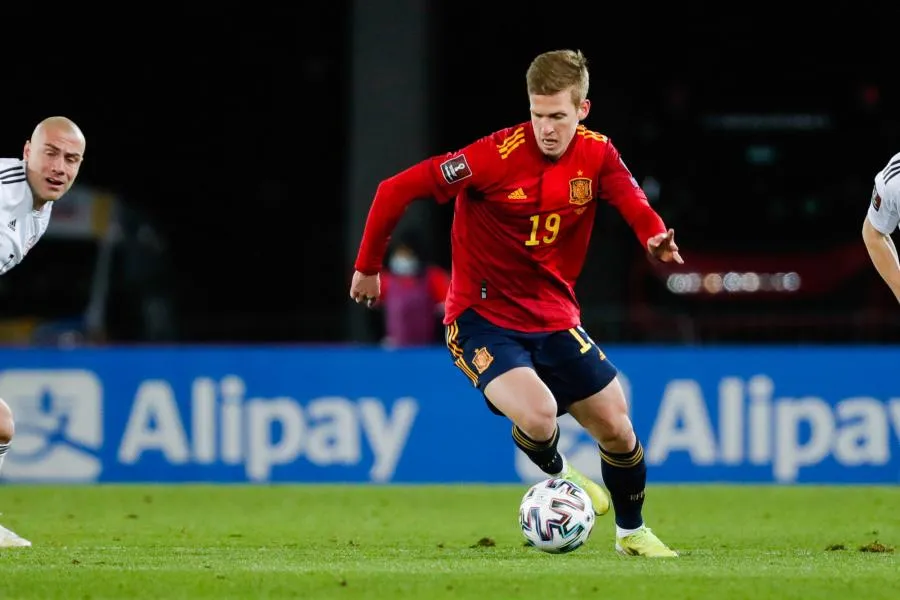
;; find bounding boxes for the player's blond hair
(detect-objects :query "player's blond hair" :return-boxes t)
[526,50,590,107]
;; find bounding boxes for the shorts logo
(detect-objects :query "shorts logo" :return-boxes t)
[472,347,494,374]
[439,155,473,184]
[0,369,103,482]
[569,174,592,206]
[872,186,882,211]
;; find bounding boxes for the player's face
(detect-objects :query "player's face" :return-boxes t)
[23,126,85,202]
[529,88,590,160]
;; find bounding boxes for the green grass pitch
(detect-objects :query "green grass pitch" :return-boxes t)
[0,484,897,599]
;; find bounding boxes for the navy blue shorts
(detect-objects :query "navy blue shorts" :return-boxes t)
[445,308,618,417]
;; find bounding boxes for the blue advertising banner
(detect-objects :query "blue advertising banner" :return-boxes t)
[0,346,898,484]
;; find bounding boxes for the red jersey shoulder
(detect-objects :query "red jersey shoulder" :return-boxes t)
[568,126,611,178]
[490,123,530,161]
[575,126,634,175]
[575,125,610,156]
[435,123,532,191]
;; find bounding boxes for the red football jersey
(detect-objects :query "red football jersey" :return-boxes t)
[354,121,667,332]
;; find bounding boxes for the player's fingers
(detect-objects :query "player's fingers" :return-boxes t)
[672,251,684,264]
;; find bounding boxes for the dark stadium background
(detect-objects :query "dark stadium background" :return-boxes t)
[2,2,897,344]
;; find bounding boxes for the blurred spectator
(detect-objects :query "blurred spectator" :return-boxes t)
[377,233,449,347]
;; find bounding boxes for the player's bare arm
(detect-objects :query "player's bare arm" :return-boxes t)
[862,217,900,303]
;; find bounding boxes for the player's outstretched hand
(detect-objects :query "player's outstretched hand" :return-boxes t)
[647,229,684,264]
[350,270,381,308]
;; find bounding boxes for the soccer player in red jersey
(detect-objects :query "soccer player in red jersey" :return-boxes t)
[350,50,682,556]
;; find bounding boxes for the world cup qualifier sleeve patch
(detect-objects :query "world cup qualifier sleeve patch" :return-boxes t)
[872,186,882,211]
[439,154,473,184]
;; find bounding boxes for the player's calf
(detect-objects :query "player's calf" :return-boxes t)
[511,423,564,475]
[568,381,651,535]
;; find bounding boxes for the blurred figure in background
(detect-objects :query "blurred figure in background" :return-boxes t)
[378,233,449,347]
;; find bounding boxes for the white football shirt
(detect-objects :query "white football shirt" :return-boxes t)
[867,152,900,235]
[0,158,53,276]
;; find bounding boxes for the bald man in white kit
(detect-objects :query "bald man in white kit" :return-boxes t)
[0,116,87,548]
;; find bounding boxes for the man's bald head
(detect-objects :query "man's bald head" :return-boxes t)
[23,116,86,205]
[31,116,86,149]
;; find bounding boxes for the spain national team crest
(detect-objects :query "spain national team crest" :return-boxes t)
[569,176,592,206]
[472,347,494,374]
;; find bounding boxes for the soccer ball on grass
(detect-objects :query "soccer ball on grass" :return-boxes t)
[519,477,595,554]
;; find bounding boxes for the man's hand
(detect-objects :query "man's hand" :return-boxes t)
[647,228,684,264]
[350,270,381,307]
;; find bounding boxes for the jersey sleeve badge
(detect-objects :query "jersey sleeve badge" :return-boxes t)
[439,155,473,184]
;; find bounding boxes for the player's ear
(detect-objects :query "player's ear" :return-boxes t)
[22,140,31,161]
[577,99,590,121]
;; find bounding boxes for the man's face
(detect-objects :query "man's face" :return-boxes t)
[23,125,85,202]
[529,88,589,160]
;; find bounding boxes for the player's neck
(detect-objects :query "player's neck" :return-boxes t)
[31,196,49,212]
[25,181,48,212]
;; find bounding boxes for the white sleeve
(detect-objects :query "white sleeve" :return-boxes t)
[0,183,14,216]
[867,157,900,234]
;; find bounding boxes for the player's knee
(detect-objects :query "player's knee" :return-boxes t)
[485,367,558,440]
[571,384,636,450]
[601,414,636,451]
[583,407,631,442]
[515,403,559,441]
[0,397,14,444]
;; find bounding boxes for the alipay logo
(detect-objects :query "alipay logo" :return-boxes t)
[0,369,103,482]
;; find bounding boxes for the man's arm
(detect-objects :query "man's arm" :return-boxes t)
[862,217,900,302]
[350,135,499,306]
[349,162,436,306]
[354,161,437,276]
[597,142,682,262]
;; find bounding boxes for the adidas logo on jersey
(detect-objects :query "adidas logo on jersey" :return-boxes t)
[7,219,15,232]
[507,188,527,200]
